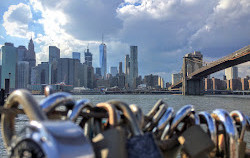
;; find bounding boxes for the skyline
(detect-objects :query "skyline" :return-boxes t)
[0,0,249,82]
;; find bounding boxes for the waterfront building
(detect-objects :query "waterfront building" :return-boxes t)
[87,66,94,89]
[85,49,92,67]
[79,63,88,88]
[241,77,249,90]
[38,62,50,84]
[72,52,81,61]
[205,77,227,91]
[225,66,238,80]
[49,46,60,63]
[99,42,107,78]
[57,58,80,86]
[17,61,29,89]
[158,77,164,89]
[17,46,27,61]
[172,73,182,85]
[96,67,101,76]
[110,67,118,77]
[118,74,125,89]
[144,74,158,89]
[31,66,40,84]
[119,62,123,75]
[227,79,241,90]
[128,46,138,88]
[125,55,130,75]
[109,76,118,87]
[1,43,17,91]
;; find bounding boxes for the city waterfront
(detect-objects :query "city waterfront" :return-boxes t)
[0,94,249,157]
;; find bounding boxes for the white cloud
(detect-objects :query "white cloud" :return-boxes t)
[3,3,34,39]
[5,0,248,81]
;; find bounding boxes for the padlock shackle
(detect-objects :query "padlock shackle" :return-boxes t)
[107,100,143,136]
[144,104,168,132]
[230,110,247,141]
[152,104,168,124]
[40,92,74,114]
[168,105,195,137]
[96,102,118,127]
[69,99,92,122]
[1,89,47,148]
[147,99,164,119]
[198,111,217,145]
[157,107,174,131]
[211,109,238,158]
[129,104,144,128]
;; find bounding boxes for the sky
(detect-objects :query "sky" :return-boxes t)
[0,0,249,82]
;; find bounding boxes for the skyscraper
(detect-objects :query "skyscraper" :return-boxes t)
[85,48,92,67]
[110,67,118,76]
[1,43,17,91]
[72,52,81,61]
[125,55,130,75]
[129,46,138,88]
[26,38,36,68]
[225,66,238,80]
[119,62,123,75]
[49,46,60,63]
[17,61,29,89]
[17,46,27,61]
[99,43,107,78]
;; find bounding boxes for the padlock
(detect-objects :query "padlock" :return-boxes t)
[211,109,239,158]
[40,92,74,119]
[69,99,92,122]
[153,107,174,139]
[129,104,144,129]
[178,125,215,158]
[161,105,196,140]
[144,103,168,132]
[230,110,247,158]
[108,100,163,158]
[92,102,127,158]
[143,99,165,127]
[160,105,198,158]
[10,120,95,158]
[1,89,47,149]
[198,111,217,157]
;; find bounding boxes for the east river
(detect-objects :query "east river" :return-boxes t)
[0,94,249,157]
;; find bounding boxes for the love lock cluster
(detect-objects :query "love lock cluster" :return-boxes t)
[0,89,249,158]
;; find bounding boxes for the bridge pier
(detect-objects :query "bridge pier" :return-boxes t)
[182,56,204,95]
[182,78,204,95]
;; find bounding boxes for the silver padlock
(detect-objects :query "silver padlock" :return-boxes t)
[1,89,47,149]
[230,110,247,158]
[129,104,144,129]
[10,120,95,158]
[40,92,74,120]
[211,109,239,158]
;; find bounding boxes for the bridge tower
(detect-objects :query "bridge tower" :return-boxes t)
[182,51,204,95]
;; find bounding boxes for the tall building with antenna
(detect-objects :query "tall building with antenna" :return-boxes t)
[99,35,107,78]
[85,45,92,67]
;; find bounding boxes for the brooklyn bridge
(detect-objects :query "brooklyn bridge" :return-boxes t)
[171,45,250,95]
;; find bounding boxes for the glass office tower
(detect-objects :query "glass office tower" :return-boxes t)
[99,43,107,78]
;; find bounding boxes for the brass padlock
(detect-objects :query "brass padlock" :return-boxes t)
[92,102,127,158]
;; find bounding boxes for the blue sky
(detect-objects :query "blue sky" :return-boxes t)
[0,0,249,82]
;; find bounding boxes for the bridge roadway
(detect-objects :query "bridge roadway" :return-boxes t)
[172,45,250,89]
